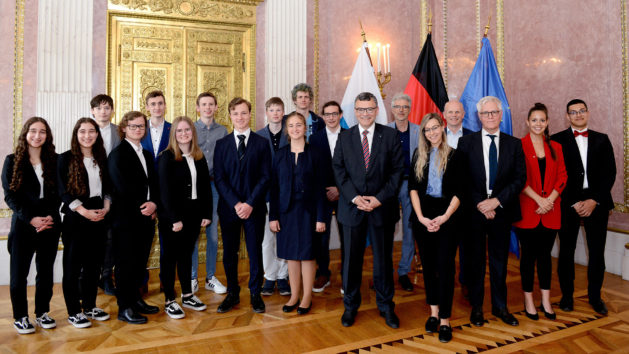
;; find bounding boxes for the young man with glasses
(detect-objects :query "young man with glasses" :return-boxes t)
[552,99,616,315]
[386,93,421,292]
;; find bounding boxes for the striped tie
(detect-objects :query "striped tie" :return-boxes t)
[362,130,370,170]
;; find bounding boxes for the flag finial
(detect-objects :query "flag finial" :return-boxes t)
[428,9,433,34]
[359,21,368,43]
[484,14,492,37]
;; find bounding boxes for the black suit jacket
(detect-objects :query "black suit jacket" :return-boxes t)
[2,153,60,225]
[463,127,474,135]
[157,149,212,224]
[332,124,404,227]
[57,150,111,215]
[310,127,346,188]
[213,132,271,222]
[551,128,616,210]
[107,140,159,227]
[456,131,526,222]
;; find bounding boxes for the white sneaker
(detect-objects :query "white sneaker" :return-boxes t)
[14,317,35,334]
[182,295,207,311]
[191,279,199,294]
[35,312,56,329]
[205,276,227,294]
[85,307,110,321]
[165,301,185,319]
[67,313,92,328]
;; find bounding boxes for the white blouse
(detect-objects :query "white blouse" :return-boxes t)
[33,163,44,198]
[68,158,102,211]
[183,154,198,200]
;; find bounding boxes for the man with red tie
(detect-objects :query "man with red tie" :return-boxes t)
[552,99,616,315]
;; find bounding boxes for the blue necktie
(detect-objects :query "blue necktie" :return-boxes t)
[488,134,497,190]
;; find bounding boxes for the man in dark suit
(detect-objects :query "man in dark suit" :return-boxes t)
[332,92,404,328]
[456,96,526,327]
[140,90,171,170]
[552,99,616,315]
[214,97,272,314]
[310,100,345,293]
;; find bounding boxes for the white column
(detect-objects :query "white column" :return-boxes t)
[36,0,93,153]
[264,0,307,120]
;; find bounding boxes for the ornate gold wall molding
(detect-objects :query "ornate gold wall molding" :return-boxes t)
[496,0,504,82]
[420,0,428,47]
[313,0,320,112]
[13,0,24,146]
[475,0,480,55]
[618,0,629,213]
[108,0,262,23]
[442,0,448,89]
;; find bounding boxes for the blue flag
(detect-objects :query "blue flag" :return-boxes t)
[460,37,519,257]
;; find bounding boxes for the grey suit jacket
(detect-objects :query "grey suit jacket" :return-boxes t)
[387,121,420,165]
[109,123,121,154]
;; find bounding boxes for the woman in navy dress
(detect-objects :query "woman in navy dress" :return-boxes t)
[269,112,327,315]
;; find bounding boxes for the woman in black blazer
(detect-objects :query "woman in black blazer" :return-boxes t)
[269,112,327,315]
[409,113,461,343]
[1,117,60,334]
[157,116,212,319]
[57,118,112,328]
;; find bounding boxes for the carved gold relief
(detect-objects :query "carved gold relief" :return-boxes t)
[13,0,25,146]
[109,0,260,23]
[619,0,629,213]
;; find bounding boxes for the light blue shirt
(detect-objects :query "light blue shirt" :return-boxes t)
[426,148,443,198]
[306,113,313,141]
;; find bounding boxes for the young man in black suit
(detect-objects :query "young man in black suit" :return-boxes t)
[214,97,272,314]
[332,92,404,329]
[456,96,526,327]
[552,99,616,315]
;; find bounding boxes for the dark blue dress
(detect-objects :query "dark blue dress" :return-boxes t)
[269,145,327,261]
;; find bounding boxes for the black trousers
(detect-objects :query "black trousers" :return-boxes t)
[159,200,202,301]
[112,214,155,310]
[342,218,395,313]
[412,195,459,319]
[8,218,60,320]
[313,213,344,278]
[516,224,557,292]
[220,211,266,295]
[61,197,107,315]
[464,212,511,311]
[558,204,609,302]
[101,228,115,278]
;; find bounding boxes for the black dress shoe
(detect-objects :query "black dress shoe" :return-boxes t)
[297,302,312,315]
[217,293,240,313]
[379,310,400,329]
[539,304,556,319]
[282,301,299,313]
[470,307,485,327]
[438,325,453,343]
[398,274,413,292]
[134,299,159,314]
[589,299,608,315]
[492,308,519,326]
[559,297,573,312]
[425,316,439,333]
[341,310,356,327]
[117,308,147,324]
[524,310,539,320]
[251,293,266,313]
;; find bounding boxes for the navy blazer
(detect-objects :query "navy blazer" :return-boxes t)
[157,149,212,224]
[456,131,526,222]
[57,150,111,215]
[141,120,171,170]
[108,140,160,227]
[551,127,616,210]
[269,144,328,223]
[332,124,404,227]
[309,127,346,188]
[213,132,272,222]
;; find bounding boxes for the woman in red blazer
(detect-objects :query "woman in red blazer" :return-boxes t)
[514,103,567,321]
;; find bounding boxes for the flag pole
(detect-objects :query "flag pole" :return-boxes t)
[483,14,491,37]
[359,20,368,43]
[428,9,433,34]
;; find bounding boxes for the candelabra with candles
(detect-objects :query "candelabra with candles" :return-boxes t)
[360,22,392,99]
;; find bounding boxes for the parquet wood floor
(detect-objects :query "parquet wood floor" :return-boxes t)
[0,242,628,353]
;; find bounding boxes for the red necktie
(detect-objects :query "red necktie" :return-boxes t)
[362,130,370,170]
[574,130,588,137]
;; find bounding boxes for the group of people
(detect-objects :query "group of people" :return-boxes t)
[2,82,616,346]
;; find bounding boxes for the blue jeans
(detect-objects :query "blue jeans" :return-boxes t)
[191,181,219,280]
[397,179,414,276]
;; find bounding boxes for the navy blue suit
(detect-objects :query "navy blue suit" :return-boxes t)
[214,131,271,295]
[141,121,171,171]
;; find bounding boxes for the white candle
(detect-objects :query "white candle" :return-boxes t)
[376,43,381,73]
[387,44,391,73]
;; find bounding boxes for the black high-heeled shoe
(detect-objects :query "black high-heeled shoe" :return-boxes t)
[282,300,299,313]
[524,309,539,320]
[297,302,312,315]
[539,304,556,320]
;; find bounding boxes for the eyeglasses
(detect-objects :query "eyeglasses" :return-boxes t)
[423,126,441,133]
[392,105,410,110]
[127,124,145,130]
[355,107,377,114]
[323,112,340,117]
[479,110,501,117]
[568,109,588,116]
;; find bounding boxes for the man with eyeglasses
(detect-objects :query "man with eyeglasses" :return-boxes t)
[456,96,526,327]
[386,93,420,292]
[333,92,404,328]
[551,99,615,315]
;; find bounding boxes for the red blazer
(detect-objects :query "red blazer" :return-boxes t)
[513,134,567,229]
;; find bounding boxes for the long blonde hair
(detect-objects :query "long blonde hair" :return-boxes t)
[165,116,204,161]
[414,113,451,181]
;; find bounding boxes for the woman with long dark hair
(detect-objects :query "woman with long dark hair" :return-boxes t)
[514,103,567,320]
[157,116,211,319]
[409,113,461,343]
[57,118,112,328]
[1,117,60,334]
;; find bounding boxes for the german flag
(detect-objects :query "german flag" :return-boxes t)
[403,33,448,125]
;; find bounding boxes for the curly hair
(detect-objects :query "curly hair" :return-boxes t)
[66,118,107,196]
[10,117,57,192]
